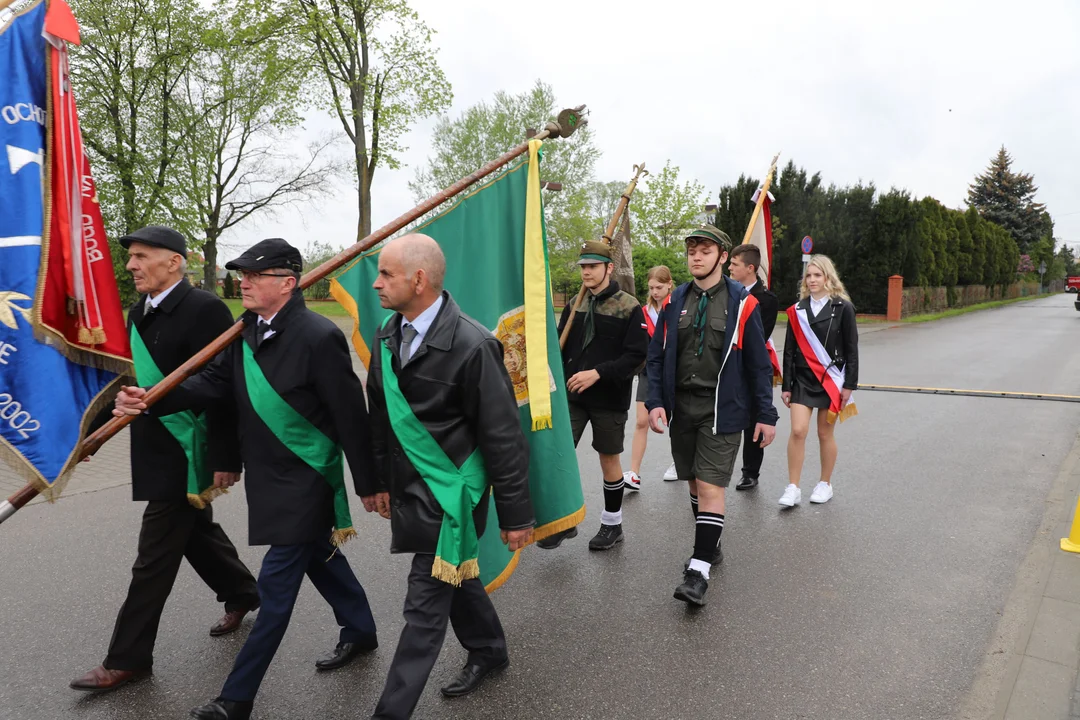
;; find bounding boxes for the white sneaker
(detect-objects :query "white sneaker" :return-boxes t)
[623,470,641,492]
[809,481,833,504]
[778,484,802,507]
[663,463,678,482]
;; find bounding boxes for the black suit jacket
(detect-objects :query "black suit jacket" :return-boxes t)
[782,296,859,391]
[367,292,534,555]
[750,282,779,340]
[156,291,375,546]
[92,279,242,502]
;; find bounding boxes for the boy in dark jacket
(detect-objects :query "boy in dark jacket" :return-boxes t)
[542,240,648,552]
[646,226,778,606]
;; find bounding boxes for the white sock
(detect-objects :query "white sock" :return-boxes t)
[688,558,711,579]
[601,509,622,526]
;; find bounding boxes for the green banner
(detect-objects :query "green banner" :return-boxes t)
[330,149,584,591]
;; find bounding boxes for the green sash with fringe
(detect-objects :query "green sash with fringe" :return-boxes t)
[130,325,220,508]
[380,332,488,586]
[241,341,355,546]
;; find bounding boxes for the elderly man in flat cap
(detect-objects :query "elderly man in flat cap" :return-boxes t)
[115,238,381,720]
[71,226,260,693]
[541,240,648,552]
[645,226,778,607]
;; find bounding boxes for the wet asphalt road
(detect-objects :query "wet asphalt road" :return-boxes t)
[2,294,1080,720]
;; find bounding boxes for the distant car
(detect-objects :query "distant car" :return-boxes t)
[1067,276,1080,293]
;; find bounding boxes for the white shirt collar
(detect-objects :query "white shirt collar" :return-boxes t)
[810,294,829,312]
[745,280,758,292]
[147,278,183,309]
[401,294,444,361]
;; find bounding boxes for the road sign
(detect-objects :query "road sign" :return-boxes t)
[802,254,812,262]
[1039,261,1047,275]
[801,236,813,253]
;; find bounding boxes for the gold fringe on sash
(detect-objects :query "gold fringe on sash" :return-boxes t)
[432,556,480,587]
[331,527,357,547]
[187,486,229,509]
[827,402,859,425]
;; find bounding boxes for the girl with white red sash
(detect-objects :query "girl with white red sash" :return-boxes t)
[778,255,859,507]
[624,266,677,490]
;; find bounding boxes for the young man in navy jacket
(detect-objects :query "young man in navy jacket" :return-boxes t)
[646,226,778,606]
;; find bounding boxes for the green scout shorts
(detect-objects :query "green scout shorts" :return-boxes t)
[669,390,741,487]
[568,402,628,456]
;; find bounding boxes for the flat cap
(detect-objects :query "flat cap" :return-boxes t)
[224,238,303,273]
[577,239,612,265]
[118,226,187,258]
[685,225,732,251]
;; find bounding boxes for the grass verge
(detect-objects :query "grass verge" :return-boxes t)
[902,293,1056,323]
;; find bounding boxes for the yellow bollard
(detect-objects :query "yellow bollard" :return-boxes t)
[1061,492,1080,553]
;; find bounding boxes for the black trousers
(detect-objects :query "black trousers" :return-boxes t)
[741,404,765,479]
[372,553,508,720]
[104,500,259,671]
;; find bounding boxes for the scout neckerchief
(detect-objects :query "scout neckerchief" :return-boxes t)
[380,320,489,586]
[241,341,355,546]
[129,324,219,509]
[786,303,858,424]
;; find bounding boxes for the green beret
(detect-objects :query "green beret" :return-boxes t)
[577,239,612,265]
[685,225,732,251]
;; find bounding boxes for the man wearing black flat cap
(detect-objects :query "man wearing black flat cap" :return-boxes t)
[115,238,381,720]
[70,226,260,694]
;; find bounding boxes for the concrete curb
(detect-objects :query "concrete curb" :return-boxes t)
[957,428,1080,720]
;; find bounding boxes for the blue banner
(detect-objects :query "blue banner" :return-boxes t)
[0,0,117,493]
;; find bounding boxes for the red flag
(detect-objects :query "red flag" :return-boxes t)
[37,0,130,366]
[747,188,774,289]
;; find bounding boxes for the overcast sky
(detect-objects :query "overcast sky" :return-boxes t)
[227,0,1080,262]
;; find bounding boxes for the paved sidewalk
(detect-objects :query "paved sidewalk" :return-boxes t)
[967,429,1080,720]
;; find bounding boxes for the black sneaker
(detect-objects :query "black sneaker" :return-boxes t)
[587,523,624,551]
[674,569,709,606]
[536,527,578,550]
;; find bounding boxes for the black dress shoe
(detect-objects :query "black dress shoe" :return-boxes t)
[674,569,709,606]
[189,698,253,720]
[440,657,509,698]
[536,527,577,549]
[315,635,378,671]
[736,475,758,491]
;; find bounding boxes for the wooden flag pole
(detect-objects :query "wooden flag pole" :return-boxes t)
[740,152,781,246]
[558,162,648,350]
[0,106,590,526]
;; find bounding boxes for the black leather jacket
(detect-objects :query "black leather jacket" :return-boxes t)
[366,292,534,555]
[782,296,859,391]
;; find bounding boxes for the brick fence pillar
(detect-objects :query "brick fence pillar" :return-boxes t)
[887,275,904,322]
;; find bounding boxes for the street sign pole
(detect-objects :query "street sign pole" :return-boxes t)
[1039,260,1047,294]
[801,236,814,279]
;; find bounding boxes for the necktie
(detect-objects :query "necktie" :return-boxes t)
[256,320,272,348]
[693,288,709,356]
[143,296,154,317]
[400,323,419,364]
[581,294,597,351]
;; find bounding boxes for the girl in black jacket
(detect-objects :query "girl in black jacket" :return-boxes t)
[778,255,859,508]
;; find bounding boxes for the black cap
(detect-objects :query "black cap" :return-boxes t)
[118,226,187,258]
[225,238,303,273]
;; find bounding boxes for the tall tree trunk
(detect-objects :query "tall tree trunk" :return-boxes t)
[202,230,218,293]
